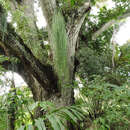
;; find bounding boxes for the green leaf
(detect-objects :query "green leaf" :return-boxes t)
[71,0,75,6]
[40,101,55,111]
[29,102,38,111]
[47,114,61,130]
[18,125,25,130]
[61,109,77,123]
[27,124,33,130]
[35,118,46,130]
[54,115,66,130]
[69,107,84,120]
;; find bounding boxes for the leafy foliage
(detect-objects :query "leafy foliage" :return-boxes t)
[76,47,112,78]
[18,101,85,130]
[1,85,85,130]
[76,76,130,129]
[0,86,33,129]
[0,96,8,130]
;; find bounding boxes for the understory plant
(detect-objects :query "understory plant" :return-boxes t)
[77,75,130,130]
[0,86,85,130]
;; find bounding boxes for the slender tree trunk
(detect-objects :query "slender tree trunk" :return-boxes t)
[8,77,17,130]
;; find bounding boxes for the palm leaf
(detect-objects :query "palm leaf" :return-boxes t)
[47,114,61,130]
[35,118,46,130]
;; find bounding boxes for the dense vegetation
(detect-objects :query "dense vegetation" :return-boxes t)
[0,0,130,129]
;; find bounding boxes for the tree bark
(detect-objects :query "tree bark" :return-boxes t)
[0,1,90,129]
[0,0,90,108]
[40,0,91,104]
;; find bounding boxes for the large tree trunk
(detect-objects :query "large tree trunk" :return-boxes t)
[39,0,91,105]
[0,1,90,129]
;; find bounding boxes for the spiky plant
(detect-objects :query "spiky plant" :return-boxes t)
[51,11,69,84]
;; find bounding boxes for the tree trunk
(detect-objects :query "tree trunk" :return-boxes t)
[0,1,90,129]
[31,72,75,129]
[0,0,90,108]
[8,78,17,130]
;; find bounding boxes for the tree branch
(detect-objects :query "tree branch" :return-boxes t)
[92,10,130,40]
[9,0,48,65]
[0,25,58,92]
[1,59,50,101]
[67,2,91,59]
[40,0,57,29]
[10,0,37,29]
[0,41,50,101]
[0,4,58,93]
